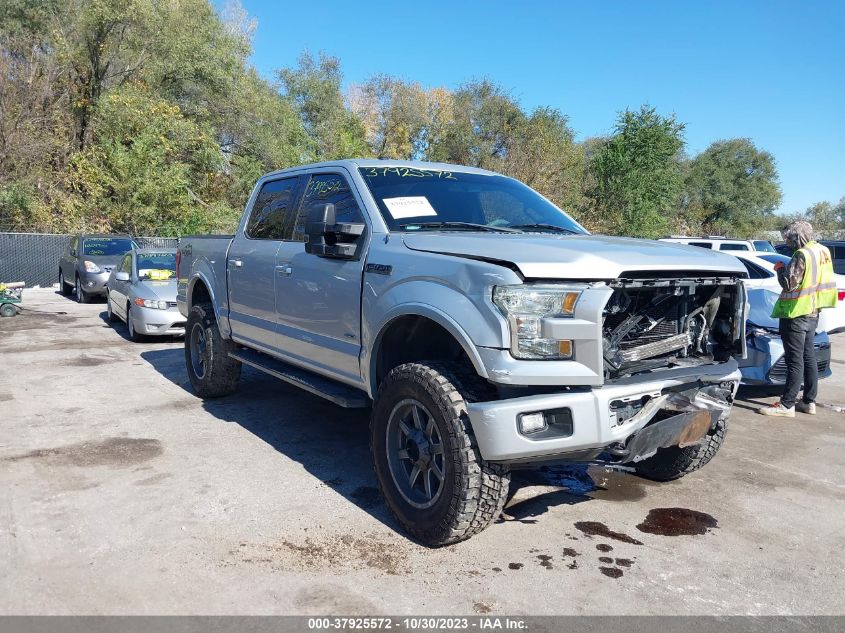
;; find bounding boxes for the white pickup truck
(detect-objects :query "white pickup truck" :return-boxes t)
[177,159,747,545]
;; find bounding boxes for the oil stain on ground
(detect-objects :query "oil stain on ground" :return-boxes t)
[537,554,554,569]
[637,508,718,536]
[5,437,163,468]
[574,521,643,545]
[599,567,624,579]
[62,354,120,367]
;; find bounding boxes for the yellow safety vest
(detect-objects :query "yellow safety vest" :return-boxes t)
[772,241,837,318]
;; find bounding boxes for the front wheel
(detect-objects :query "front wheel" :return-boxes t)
[371,362,510,546]
[75,277,90,304]
[634,418,728,481]
[58,271,72,296]
[106,293,119,323]
[184,303,241,398]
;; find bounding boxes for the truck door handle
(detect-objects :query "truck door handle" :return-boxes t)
[276,264,293,276]
[228,259,243,268]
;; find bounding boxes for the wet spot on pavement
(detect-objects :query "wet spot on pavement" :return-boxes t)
[574,521,643,545]
[636,508,718,536]
[6,437,163,468]
[598,556,613,564]
[508,562,523,570]
[596,543,613,552]
[537,554,553,569]
[562,547,579,557]
[615,558,634,568]
[599,567,623,579]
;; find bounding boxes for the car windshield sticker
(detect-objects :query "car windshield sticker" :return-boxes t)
[382,196,438,219]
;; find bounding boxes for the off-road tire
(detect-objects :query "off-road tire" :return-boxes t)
[58,271,72,296]
[0,303,17,317]
[634,418,728,482]
[185,302,241,398]
[371,361,510,546]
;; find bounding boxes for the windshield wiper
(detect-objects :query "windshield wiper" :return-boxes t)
[508,223,581,234]
[399,221,520,233]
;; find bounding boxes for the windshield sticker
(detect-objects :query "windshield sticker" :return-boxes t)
[364,167,457,180]
[383,196,438,219]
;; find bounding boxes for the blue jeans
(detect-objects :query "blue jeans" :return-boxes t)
[778,315,819,408]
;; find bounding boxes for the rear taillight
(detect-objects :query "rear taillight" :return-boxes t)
[838,290,845,302]
[175,250,181,278]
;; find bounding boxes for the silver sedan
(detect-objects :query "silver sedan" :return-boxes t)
[105,249,186,341]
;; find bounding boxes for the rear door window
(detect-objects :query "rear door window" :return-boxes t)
[245,177,302,240]
[688,241,713,249]
[719,243,750,251]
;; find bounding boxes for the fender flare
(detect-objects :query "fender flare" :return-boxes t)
[365,303,491,397]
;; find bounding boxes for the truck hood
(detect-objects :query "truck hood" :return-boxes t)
[402,233,746,279]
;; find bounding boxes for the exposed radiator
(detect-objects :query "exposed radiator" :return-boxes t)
[620,333,691,363]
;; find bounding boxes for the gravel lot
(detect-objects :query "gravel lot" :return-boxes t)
[1,288,844,615]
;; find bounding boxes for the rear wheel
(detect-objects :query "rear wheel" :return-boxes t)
[58,271,72,296]
[634,418,728,481]
[185,302,241,398]
[0,303,17,317]
[371,361,510,546]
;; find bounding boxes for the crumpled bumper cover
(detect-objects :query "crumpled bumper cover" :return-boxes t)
[611,386,732,464]
[466,359,740,463]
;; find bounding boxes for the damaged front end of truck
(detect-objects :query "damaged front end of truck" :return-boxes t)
[598,273,746,468]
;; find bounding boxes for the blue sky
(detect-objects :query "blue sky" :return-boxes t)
[234,0,843,215]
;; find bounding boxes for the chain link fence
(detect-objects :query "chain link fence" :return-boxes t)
[0,232,178,287]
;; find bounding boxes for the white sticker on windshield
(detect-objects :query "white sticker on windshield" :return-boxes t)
[382,196,437,219]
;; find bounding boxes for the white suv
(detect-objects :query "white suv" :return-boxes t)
[659,236,774,252]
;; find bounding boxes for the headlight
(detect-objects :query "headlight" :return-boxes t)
[493,285,582,360]
[134,297,168,310]
[83,260,102,273]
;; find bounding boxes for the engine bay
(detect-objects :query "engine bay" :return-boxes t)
[602,275,745,379]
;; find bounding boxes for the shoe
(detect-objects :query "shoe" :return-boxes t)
[796,401,817,415]
[757,402,795,417]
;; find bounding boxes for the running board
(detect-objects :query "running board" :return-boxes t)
[228,348,370,408]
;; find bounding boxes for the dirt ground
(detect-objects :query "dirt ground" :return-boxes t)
[1,288,843,615]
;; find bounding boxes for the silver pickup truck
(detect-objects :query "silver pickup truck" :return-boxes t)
[177,159,747,546]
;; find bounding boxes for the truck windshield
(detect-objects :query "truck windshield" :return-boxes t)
[82,238,134,256]
[358,167,588,234]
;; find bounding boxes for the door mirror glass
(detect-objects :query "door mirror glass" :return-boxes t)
[115,271,130,282]
[304,203,365,259]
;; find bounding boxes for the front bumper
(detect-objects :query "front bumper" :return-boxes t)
[740,331,831,385]
[79,271,110,295]
[467,358,740,463]
[129,305,186,336]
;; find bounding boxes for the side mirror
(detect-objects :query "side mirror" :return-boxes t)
[304,203,365,259]
[115,272,130,282]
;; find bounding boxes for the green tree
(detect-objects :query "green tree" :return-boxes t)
[65,84,236,235]
[278,52,370,161]
[587,106,686,238]
[427,80,523,168]
[503,107,584,217]
[683,138,781,237]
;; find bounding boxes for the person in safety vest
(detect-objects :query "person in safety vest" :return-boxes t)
[758,220,837,417]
